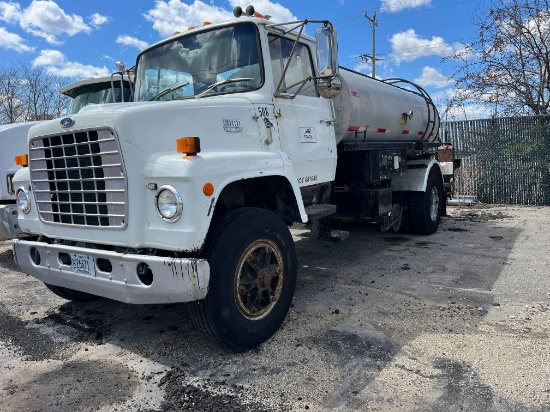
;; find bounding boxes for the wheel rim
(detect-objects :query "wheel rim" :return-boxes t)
[234,239,285,320]
[430,185,440,222]
[391,203,403,232]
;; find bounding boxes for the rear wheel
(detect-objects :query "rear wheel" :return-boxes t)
[410,168,444,235]
[44,283,99,302]
[189,208,297,351]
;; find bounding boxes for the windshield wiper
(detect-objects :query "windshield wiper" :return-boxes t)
[195,77,253,99]
[149,82,189,101]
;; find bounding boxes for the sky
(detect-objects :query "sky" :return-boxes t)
[0,0,492,120]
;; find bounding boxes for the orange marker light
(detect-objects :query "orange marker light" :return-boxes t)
[203,21,211,25]
[176,137,201,156]
[15,154,28,167]
[203,183,214,196]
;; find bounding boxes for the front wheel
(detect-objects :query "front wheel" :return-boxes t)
[410,168,444,235]
[189,208,297,351]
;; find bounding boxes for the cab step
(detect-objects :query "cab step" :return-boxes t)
[305,204,348,242]
[305,204,337,220]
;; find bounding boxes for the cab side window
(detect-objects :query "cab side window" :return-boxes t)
[268,35,317,97]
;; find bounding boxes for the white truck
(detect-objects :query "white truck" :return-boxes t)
[0,73,133,239]
[12,7,457,351]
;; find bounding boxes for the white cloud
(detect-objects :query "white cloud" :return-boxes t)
[390,29,462,64]
[144,0,296,38]
[381,0,431,13]
[116,35,149,51]
[144,0,232,38]
[90,13,110,28]
[32,49,110,79]
[0,1,21,23]
[0,27,35,52]
[353,60,370,73]
[433,88,493,121]
[414,66,452,88]
[0,0,92,45]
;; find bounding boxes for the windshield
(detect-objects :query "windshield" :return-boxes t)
[135,23,263,102]
[67,81,132,114]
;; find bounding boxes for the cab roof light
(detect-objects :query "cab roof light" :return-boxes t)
[15,154,28,167]
[177,137,201,156]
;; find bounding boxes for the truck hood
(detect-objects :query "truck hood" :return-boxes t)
[21,96,276,249]
[0,120,42,133]
[28,97,262,156]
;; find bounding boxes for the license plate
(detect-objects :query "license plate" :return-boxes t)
[70,253,96,277]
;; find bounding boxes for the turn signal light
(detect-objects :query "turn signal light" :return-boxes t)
[203,183,214,196]
[177,137,201,156]
[15,154,28,166]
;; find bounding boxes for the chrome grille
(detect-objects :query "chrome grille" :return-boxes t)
[29,128,126,227]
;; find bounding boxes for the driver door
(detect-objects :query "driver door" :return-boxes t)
[268,35,336,187]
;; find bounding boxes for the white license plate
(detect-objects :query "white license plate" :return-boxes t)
[70,253,96,277]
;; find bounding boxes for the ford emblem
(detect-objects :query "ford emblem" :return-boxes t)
[60,117,75,128]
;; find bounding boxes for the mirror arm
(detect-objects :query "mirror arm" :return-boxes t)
[274,76,312,99]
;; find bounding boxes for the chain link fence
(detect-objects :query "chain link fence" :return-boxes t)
[441,115,550,206]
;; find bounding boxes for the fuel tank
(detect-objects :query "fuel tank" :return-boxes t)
[333,67,440,145]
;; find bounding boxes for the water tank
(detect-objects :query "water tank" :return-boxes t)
[333,67,440,145]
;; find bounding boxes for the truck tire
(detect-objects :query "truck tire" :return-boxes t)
[410,168,444,235]
[44,283,99,302]
[189,208,297,351]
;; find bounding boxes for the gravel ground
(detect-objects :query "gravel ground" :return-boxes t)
[0,204,549,411]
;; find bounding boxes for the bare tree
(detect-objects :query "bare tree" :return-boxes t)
[0,62,71,125]
[50,76,71,119]
[0,65,25,124]
[19,63,60,121]
[451,0,550,116]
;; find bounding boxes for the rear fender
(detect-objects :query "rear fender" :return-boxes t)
[391,159,441,192]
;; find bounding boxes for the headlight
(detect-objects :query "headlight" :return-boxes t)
[155,185,182,222]
[16,186,31,214]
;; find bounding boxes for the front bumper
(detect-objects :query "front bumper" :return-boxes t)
[0,204,26,239]
[12,239,210,304]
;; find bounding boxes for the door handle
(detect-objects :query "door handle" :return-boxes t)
[264,117,274,145]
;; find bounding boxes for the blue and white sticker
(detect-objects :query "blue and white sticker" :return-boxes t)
[300,127,317,143]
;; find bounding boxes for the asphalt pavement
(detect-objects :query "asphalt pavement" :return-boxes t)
[0,204,549,411]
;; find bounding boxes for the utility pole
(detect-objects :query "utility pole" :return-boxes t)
[363,10,378,78]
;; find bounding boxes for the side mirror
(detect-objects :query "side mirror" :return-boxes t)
[317,75,342,99]
[316,25,340,98]
[315,26,338,79]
